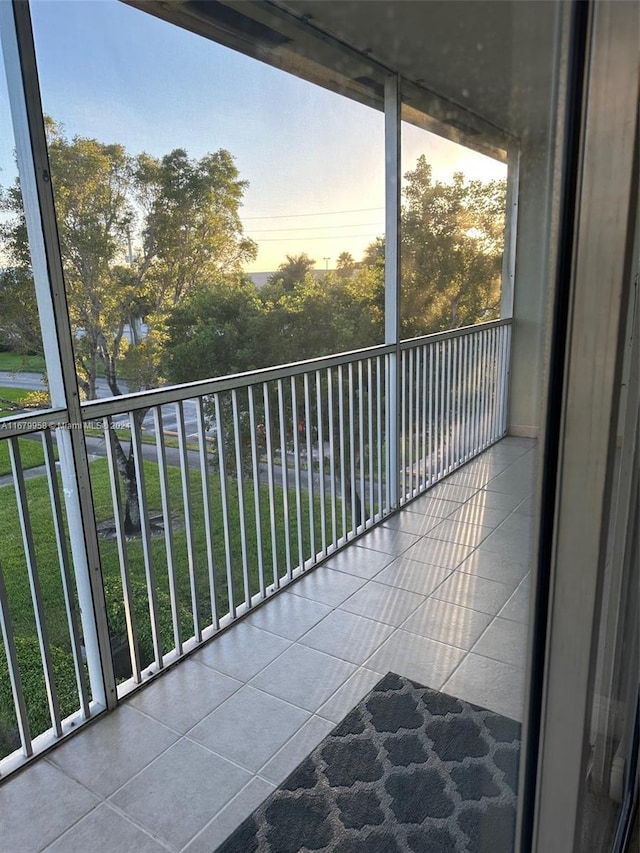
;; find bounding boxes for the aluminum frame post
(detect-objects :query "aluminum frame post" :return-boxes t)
[385,74,401,509]
[0,0,116,711]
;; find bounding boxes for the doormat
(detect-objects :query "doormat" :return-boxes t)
[214,672,521,853]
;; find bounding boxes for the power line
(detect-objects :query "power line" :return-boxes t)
[256,232,382,242]
[246,221,384,233]
[243,206,384,221]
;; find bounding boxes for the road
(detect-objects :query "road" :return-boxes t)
[1,371,347,495]
[1,427,339,497]
[0,370,205,441]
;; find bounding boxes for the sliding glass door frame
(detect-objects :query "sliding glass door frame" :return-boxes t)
[523,2,640,851]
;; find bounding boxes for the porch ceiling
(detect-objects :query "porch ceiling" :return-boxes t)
[275,0,558,137]
[277,0,516,129]
[125,0,558,143]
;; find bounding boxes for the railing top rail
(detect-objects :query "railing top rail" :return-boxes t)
[399,318,511,351]
[0,407,69,437]
[0,320,512,429]
[81,342,395,419]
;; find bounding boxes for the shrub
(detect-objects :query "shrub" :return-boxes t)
[102,574,192,671]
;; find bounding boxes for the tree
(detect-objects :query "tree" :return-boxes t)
[164,277,268,382]
[336,251,355,278]
[0,119,256,533]
[265,253,315,293]
[361,236,385,271]
[0,267,42,355]
[400,155,506,336]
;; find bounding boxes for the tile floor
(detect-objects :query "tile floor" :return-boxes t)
[0,437,537,853]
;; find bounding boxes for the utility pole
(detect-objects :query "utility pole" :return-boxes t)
[323,256,330,271]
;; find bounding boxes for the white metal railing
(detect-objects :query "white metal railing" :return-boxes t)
[80,343,395,689]
[400,319,511,501]
[0,418,99,772]
[0,318,510,774]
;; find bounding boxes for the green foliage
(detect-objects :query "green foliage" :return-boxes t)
[0,119,256,401]
[400,155,506,336]
[265,253,316,293]
[101,574,191,669]
[165,277,267,382]
[256,265,384,368]
[0,268,43,356]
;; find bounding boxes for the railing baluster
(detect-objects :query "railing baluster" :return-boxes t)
[9,438,61,734]
[315,370,327,555]
[176,401,201,642]
[277,379,292,581]
[492,327,501,440]
[327,368,338,547]
[502,324,511,435]
[214,393,237,616]
[357,360,366,528]
[492,327,499,440]
[465,333,472,461]
[446,337,452,474]
[496,326,505,439]
[428,344,434,487]
[471,333,479,455]
[482,329,490,448]
[458,335,465,463]
[290,376,305,570]
[408,347,414,500]
[338,364,348,540]
[303,373,316,559]
[247,385,266,598]
[103,420,142,683]
[421,345,428,490]
[414,346,421,495]
[460,333,468,461]
[376,356,383,520]
[437,341,442,480]
[262,384,279,588]
[488,328,497,442]
[130,411,163,669]
[367,359,374,526]
[42,429,91,713]
[384,353,391,512]
[453,336,458,468]
[232,389,252,605]
[348,362,357,535]
[400,350,407,503]
[0,558,31,756]
[154,408,183,656]
[196,397,219,628]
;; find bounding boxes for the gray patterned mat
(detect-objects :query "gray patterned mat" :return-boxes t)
[215,672,521,853]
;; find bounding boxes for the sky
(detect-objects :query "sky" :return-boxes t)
[1,0,507,273]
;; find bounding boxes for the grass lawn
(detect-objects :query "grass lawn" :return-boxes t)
[0,385,59,476]
[0,385,31,416]
[0,352,46,374]
[0,436,56,477]
[0,455,341,754]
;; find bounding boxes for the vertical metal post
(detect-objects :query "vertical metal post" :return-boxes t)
[501,145,520,320]
[385,74,401,509]
[0,1,115,709]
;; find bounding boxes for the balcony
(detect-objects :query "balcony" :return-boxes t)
[0,314,536,850]
[0,433,535,851]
